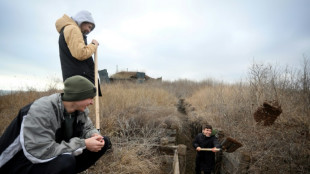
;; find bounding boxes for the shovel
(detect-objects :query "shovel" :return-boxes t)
[200,137,242,153]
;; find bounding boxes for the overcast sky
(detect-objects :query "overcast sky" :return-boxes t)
[0,0,310,90]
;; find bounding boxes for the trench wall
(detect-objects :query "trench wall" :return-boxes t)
[175,98,251,174]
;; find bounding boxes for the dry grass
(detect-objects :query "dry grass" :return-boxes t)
[1,60,309,173]
[0,90,56,134]
[81,82,182,174]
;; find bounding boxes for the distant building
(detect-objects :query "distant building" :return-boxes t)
[98,69,110,84]
[109,71,162,83]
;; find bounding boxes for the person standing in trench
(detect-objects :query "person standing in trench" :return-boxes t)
[193,125,221,174]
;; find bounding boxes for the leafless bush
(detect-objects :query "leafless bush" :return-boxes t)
[248,61,279,106]
[298,56,310,113]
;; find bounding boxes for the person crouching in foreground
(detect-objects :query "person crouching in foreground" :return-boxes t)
[0,75,111,174]
[193,125,221,174]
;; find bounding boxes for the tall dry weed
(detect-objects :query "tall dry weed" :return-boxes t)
[0,90,55,134]
[85,82,182,173]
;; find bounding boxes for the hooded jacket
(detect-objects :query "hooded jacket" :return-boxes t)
[0,94,99,168]
[55,11,97,83]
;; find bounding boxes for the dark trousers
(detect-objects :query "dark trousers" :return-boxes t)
[0,137,111,174]
[196,171,211,174]
[195,157,212,174]
[195,166,211,174]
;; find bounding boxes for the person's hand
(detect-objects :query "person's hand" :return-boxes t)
[85,135,105,152]
[196,147,201,151]
[211,147,219,153]
[91,39,99,46]
[91,133,104,142]
[91,133,101,137]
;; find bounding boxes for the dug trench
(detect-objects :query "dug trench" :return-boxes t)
[174,98,250,174]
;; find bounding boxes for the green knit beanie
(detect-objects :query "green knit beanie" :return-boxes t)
[62,75,96,101]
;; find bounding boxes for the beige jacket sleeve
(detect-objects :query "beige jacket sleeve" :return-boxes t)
[63,25,97,61]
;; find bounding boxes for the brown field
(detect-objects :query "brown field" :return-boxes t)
[1,61,309,173]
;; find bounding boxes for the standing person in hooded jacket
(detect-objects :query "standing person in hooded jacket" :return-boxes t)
[193,125,221,174]
[55,10,102,96]
[0,75,111,174]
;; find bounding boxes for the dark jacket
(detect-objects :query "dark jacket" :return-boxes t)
[193,133,221,172]
[58,28,95,84]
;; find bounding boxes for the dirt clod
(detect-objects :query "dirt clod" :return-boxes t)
[253,100,282,126]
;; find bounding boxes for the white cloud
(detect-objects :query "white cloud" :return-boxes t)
[120,10,186,37]
[97,29,138,58]
[1,0,309,90]
[0,74,63,91]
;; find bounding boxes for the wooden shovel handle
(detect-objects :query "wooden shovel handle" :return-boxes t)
[94,49,100,131]
[200,148,221,152]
